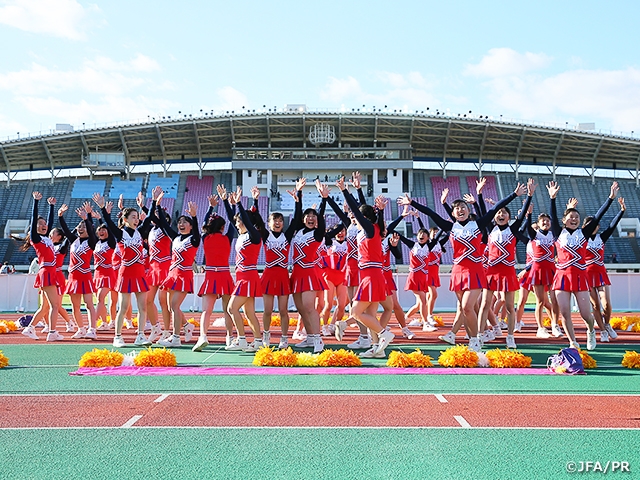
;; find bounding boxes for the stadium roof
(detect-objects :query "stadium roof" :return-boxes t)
[1,112,640,176]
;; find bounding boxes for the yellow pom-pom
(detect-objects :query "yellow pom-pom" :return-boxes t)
[0,321,18,332]
[0,323,8,334]
[0,350,9,368]
[133,347,177,367]
[578,350,597,369]
[433,316,444,327]
[407,349,434,367]
[131,317,139,328]
[317,349,362,367]
[632,322,640,333]
[269,314,281,327]
[610,317,624,330]
[187,317,200,328]
[622,351,640,369]
[387,351,412,368]
[253,346,275,366]
[272,347,298,367]
[485,348,532,368]
[295,352,319,367]
[387,349,434,368]
[78,348,124,367]
[438,345,478,368]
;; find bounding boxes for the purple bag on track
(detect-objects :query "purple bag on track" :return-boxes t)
[547,348,585,375]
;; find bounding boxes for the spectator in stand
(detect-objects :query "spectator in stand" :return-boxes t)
[0,262,15,274]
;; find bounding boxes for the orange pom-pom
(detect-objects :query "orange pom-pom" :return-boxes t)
[272,347,298,367]
[0,350,8,368]
[317,349,362,367]
[578,350,597,369]
[253,346,275,366]
[433,316,445,327]
[187,317,200,328]
[0,323,8,334]
[78,348,124,367]
[485,348,532,368]
[622,351,640,369]
[387,349,433,368]
[133,347,177,367]
[438,345,478,368]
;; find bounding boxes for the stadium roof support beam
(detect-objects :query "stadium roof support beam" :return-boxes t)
[591,137,604,184]
[79,133,91,179]
[40,139,55,184]
[155,125,168,177]
[0,144,10,187]
[551,131,565,181]
[514,127,527,181]
[338,116,343,147]
[477,122,490,177]
[192,121,203,179]
[302,115,307,148]
[118,128,130,180]
[373,115,379,147]
[266,116,271,149]
[441,120,452,179]
[636,150,640,188]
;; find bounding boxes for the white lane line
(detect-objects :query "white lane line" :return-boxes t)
[121,415,143,428]
[154,394,169,403]
[435,394,448,403]
[454,415,471,428]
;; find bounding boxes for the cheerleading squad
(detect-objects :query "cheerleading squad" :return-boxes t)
[19,173,624,356]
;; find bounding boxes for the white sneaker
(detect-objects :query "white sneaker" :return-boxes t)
[225,337,248,351]
[113,335,126,348]
[243,340,263,353]
[71,327,87,339]
[148,324,163,343]
[408,319,422,327]
[192,336,209,352]
[312,335,324,353]
[569,340,580,350]
[513,321,523,332]
[183,323,195,342]
[426,315,437,326]
[262,331,271,347]
[46,330,64,342]
[65,321,77,333]
[134,333,152,347]
[536,327,551,339]
[481,331,493,344]
[586,330,597,351]
[422,323,438,332]
[327,324,336,335]
[278,337,289,349]
[485,329,496,341]
[84,328,97,340]
[144,320,153,332]
[401,326,415,340]
[600,330,610,342]
[41,324,49,333]
[157,334,181,347]
[334,321,347,341]
[492,325,503,337]
[359,347,386,358]
[97,321,111,331]
[347,336,372,350]
[123,319,133,329]
[468,337,482,352]
[604,324,618,340]
[498,319,508,329]
[292,330,306,341]
[438,331,456,345]
[552,325,564,338]
[506,334,517,349]
[476,334,484,347]
[321,325,330,337]
[295,336,313,348]
[374,330,394,355]
[22,325,39,340]
[225,335,234,347]
[156,331,172,344]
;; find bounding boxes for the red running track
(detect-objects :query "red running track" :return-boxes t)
[1,394,639,429]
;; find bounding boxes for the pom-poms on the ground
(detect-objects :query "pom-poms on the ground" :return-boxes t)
[622,351,640,369]
[610,316,640,332]
[387,349,434,368]
[0,320,19,333]
[77,347,176,367]
[578,350,597,369]
[0,350,8,368]
[438,345,479,367]
[79,348,124,367]
[267,315,298,327]
[252,346,361,367]
[437,345,532,368]
[485,348,532,368]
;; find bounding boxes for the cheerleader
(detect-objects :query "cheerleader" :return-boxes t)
[547,180,618,350]
[289,178,328,353]
[57,202,98,339]
[138,192,173,344]
[193,190,236,351]
[93,192,152,348]
[426,227,449,326]
[399,182,526,351]
[225,187,265,352]
[326,177,395,357]
[154,189,200,347]
[584,196,625,341]
[320,223,349,337]
[93,211,117,331]
[21,192,62,341]
[259,185,301,349]
[477,179,534,349]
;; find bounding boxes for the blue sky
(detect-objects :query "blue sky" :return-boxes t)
[1,0,639,140]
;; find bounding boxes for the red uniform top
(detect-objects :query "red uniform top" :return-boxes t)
[328,240,348,271]
[356,228,383,268]
[33,236,56,268]
[118,229,146,276]
[531,230,555,267]
[292,230,322,269]
[427,242,443,267]
[94,240,113,273]
[555,229,588,271]
[408,242,430,273]
[263,231,290,270]
[112,243,122,271]
[585,235,605,267]
[148,226,171,267]
[235,232,262,271]
[202,233,232,272]
[486,226,517,268]
[68,238,93,275]
[450,220,484,268]
[169,235,198,272]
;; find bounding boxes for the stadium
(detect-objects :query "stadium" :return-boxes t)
[2,107,640,479]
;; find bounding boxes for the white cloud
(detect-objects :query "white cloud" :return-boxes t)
[213,86,248,112]
[0,0,101,40]
[465,48,552,78]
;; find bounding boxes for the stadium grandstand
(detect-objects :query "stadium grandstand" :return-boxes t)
[1,108,640,270]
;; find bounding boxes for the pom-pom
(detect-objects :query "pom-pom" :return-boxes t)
[0,323,8,334]
[78,348,124,367]
[317,349,362,367]
[272,347,298,367]
[131,317,139,328]
[133,347,177,367]
[476,351,490,367]
[0,320,19,332]
[187,317,200,328]
[610,317,624,330]
[438,345,478,368]
[622,351,640,369]
[387,349,433,368]
[543,317,562,328]
[295,352,319,367]
[253,346,275,366]
[122,351,137,366]
[485,348,532,368]
[433,315,445,327]
[578,350,597,369]
[0,350,8,368]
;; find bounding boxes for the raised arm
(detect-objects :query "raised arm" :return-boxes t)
[583,182,618,238]
[46,197,56,233]
[337,177,374,238]
[30,192,42,243]
[546,181,562,238]
[601,197,626,243]
[477,183,525,230]
[78,203,98,249]
[94,193,123,242]
[399,193,453,232]
[57,204,78,244]
[237,201,261,244]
